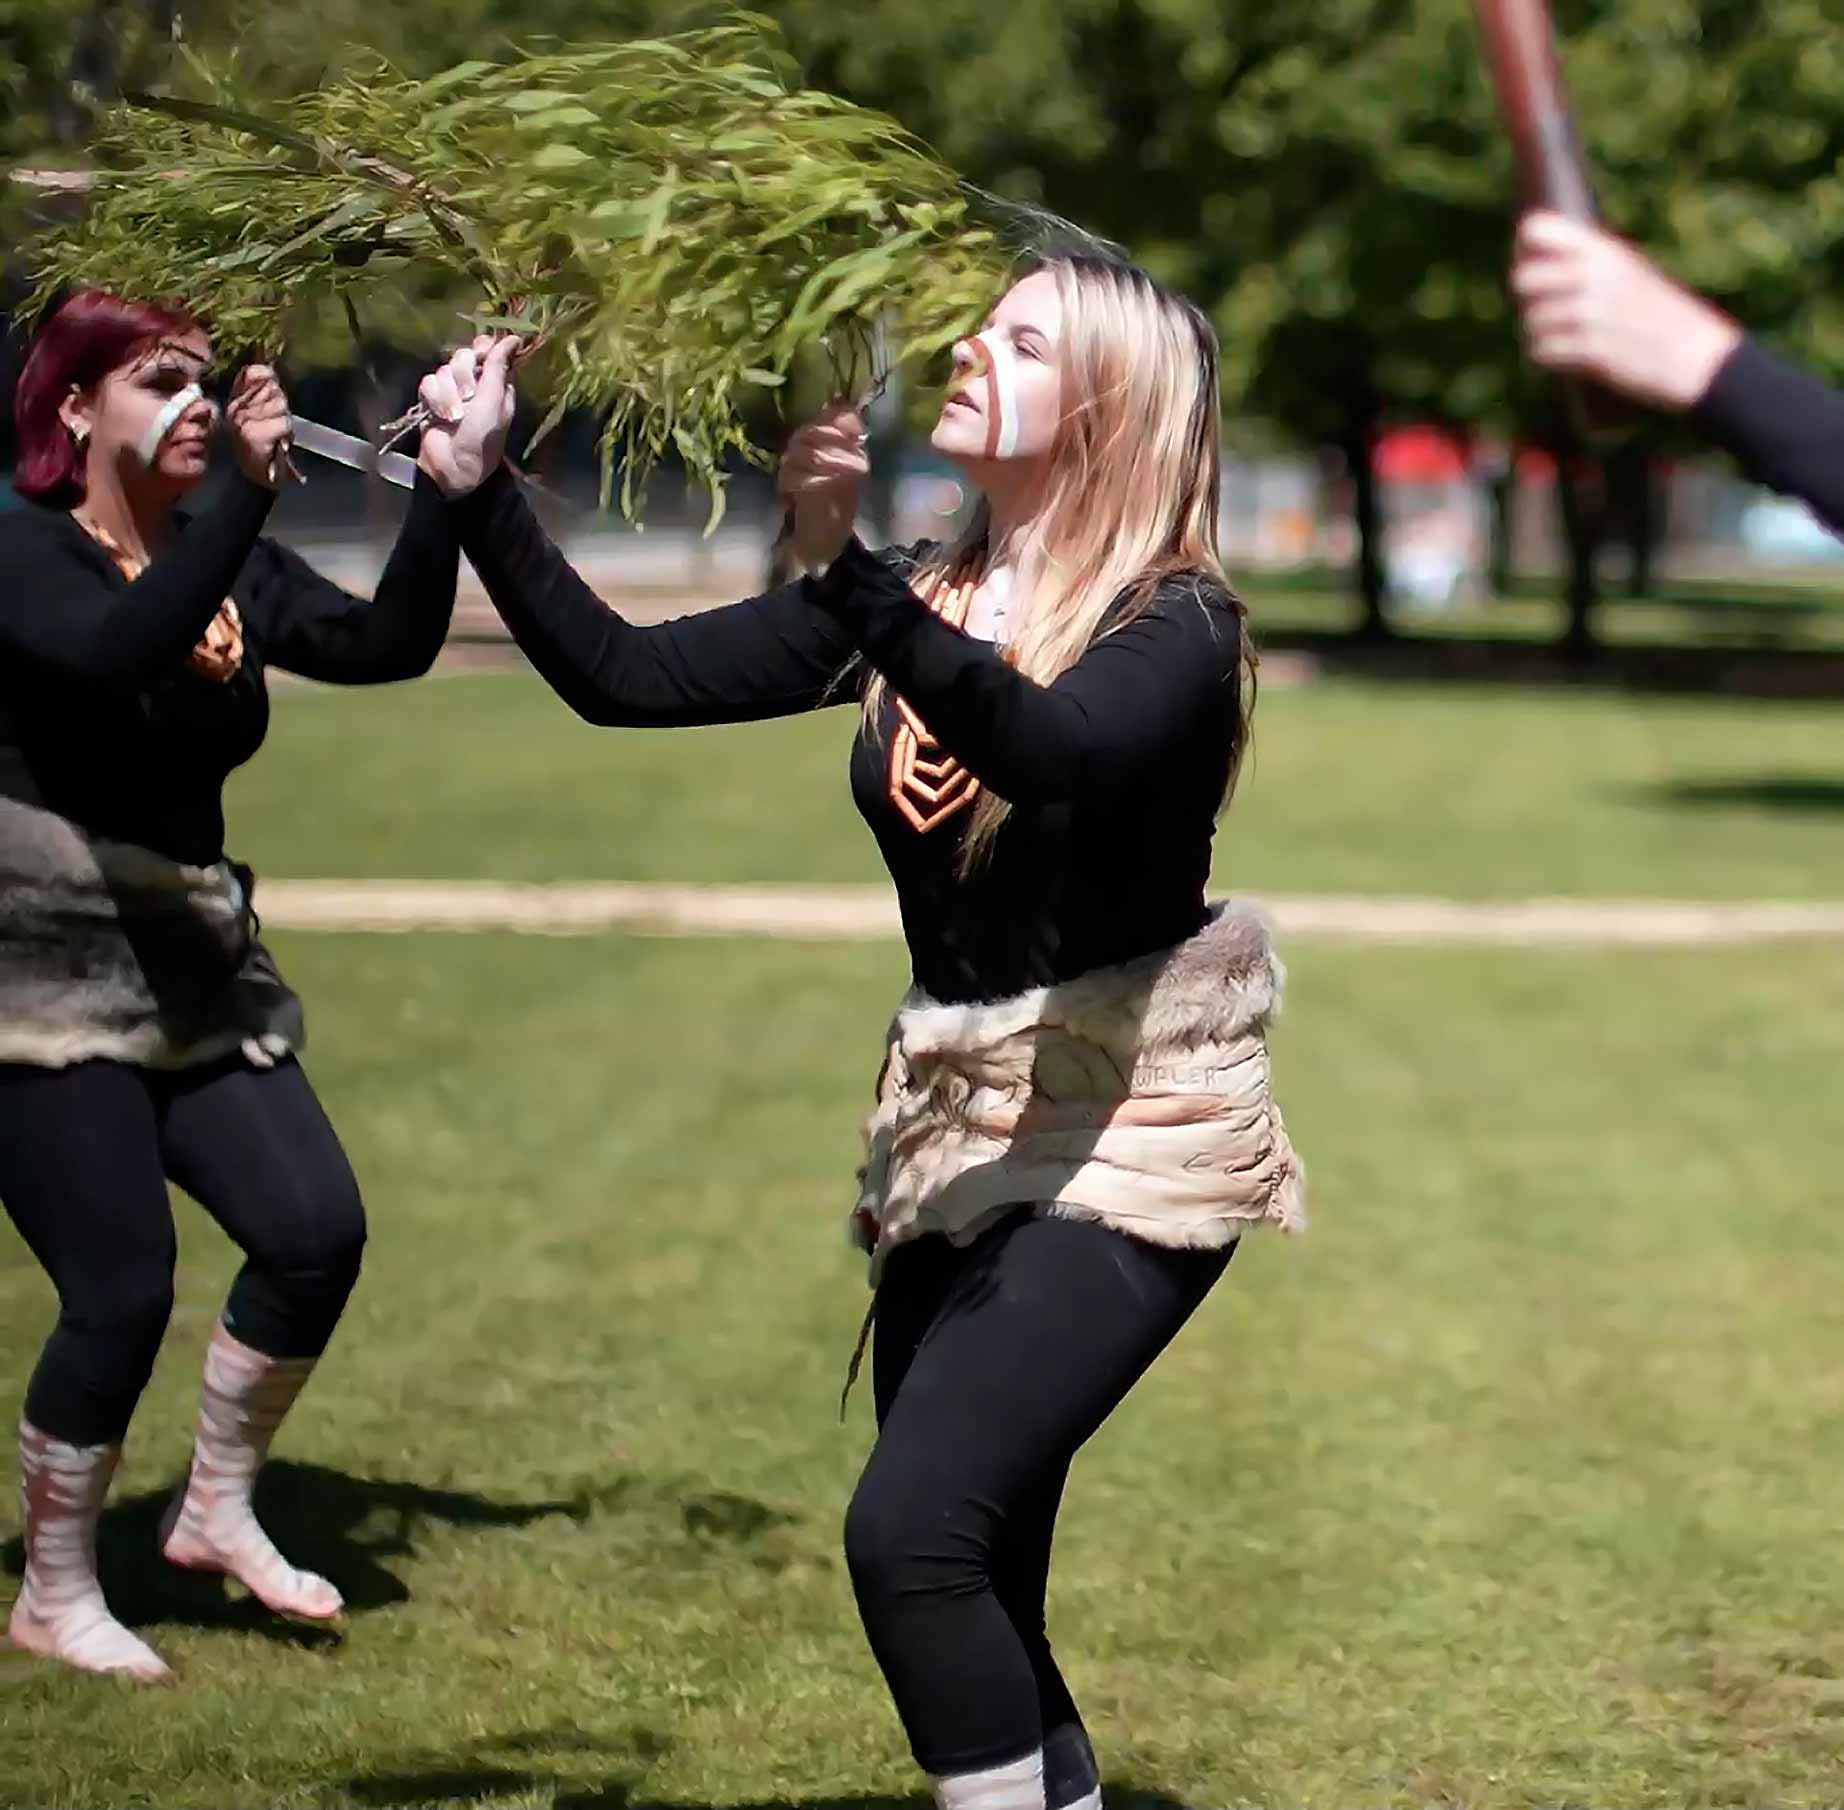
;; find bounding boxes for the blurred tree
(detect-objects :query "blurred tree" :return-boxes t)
[9,0,1844,640]
[779,0,1844,648]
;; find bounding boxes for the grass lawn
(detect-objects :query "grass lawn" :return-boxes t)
[3,930,1842,1808]
[3,666,1843,1806]
[230,665,1844,900]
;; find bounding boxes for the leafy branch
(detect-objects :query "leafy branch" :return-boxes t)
[27,15,1008,522]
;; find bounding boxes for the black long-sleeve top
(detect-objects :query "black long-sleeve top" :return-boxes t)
[1692,336,1844,536]
[0,469,461,866]
[450,467,1245,1005]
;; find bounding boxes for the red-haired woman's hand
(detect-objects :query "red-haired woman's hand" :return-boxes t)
[224,365,292,489]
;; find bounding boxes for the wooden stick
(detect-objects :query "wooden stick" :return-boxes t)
[1472,0,1597,221]
[1473,0,1627,437]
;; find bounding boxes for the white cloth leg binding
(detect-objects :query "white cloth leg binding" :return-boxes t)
[931,1749,1047,1810]
[6,1421,172,1682]
[159,1321,342,1620]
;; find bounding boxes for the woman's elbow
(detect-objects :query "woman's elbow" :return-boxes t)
[373,617,455,681]
[547,684,628,728]
[336,645,440,685]
[394,642,446,681]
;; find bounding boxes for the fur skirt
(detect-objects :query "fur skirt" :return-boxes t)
[852,901,1306,1281]
[0,796,302,1071]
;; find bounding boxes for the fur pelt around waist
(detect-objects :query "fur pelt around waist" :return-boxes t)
[0,795,302,1070]
[851,901,1306,1280]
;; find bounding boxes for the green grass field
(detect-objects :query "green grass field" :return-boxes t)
[4,662,1844,1808]
[229,664,1844,900]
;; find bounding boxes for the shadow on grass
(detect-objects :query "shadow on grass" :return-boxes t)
[346,1727,910,1810]
[1,1460,603,1647]
[678,1490,799,1542]
[1635,775,1844,815]
[354,1788,931,1810]
[553,1798,1193,1810]
[342,1726,1201,1810]
[346,1725,666,1808]
[358,1780,1191,1810]
[1261,625,1844,700]
[3,1462,807,1650]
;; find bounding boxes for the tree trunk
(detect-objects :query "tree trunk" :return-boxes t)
[528,421,568,544]
[1618,443,1660,599]
[1343,410,1388,639]
[354,381,395,561]
[861,442,897,546]
[1489,469,1515,598]
[0,273,28,471]
[1552,446,1606,663]
[55,1,127,145]
[121,0,179,94]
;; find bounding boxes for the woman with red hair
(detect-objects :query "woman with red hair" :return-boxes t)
[0,291,463,1682]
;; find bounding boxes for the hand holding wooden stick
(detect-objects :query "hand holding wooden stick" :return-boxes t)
[1472,0,1628,435]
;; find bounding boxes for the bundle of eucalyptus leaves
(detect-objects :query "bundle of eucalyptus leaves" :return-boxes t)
[26,14,1011,520]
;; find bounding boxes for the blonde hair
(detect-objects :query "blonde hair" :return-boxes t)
[865,255,1252,873]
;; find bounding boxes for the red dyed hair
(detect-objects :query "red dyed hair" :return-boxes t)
[11,289,201,508]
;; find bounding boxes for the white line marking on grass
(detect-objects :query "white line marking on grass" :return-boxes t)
[261,882,899,939]
[255,882,1844,946]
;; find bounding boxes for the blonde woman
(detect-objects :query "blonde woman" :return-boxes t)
[417,257,1303,1810]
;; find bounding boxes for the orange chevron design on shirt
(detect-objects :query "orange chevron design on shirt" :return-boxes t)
[887,564,983,834]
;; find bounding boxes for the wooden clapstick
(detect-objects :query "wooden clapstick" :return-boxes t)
[1473,0,1628,437]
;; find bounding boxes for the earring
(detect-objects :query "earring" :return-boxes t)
[70,423,89,447]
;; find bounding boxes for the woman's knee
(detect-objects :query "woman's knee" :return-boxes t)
[255,1167,368,1285]
[61,1263,175,1371]
[844,1462,987,1606]
[843,1475,909,1603]
[310,1180,367,1286]
[29,1290,171,1445]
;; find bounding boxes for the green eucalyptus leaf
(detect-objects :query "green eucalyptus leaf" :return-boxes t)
[30,15,1008,523]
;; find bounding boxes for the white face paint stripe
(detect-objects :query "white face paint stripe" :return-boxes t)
[971,333,1021,460]
[138,384,205,467]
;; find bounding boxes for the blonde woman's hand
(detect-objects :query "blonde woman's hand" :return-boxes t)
[224,365,292,489]
[1511,211,1743,413]
[416,335,519,498]
[777,401,868,572]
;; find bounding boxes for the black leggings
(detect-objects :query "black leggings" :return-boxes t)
[0,1055,366,1447]
[845,1209,1232,1789]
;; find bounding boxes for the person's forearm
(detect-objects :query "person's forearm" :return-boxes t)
[7,474,275,683]
[450,470,856,725]
[1691,337,1844,534]
[291,474,462,682]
